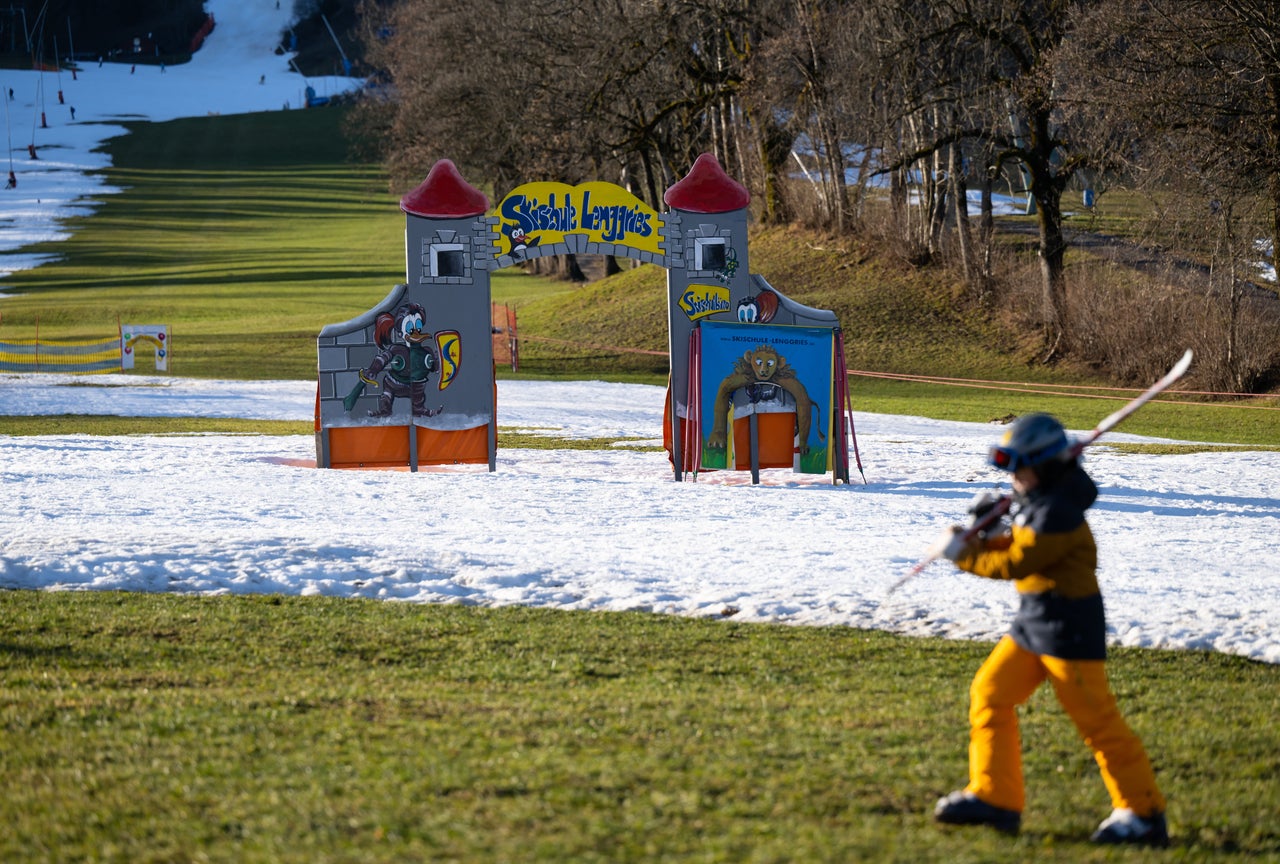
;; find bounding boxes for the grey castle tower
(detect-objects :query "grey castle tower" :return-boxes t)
[315,160,497,470]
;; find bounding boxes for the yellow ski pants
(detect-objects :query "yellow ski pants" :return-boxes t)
[965,635,1166,816]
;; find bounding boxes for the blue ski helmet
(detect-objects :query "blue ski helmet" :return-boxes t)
[989,413,1070,472]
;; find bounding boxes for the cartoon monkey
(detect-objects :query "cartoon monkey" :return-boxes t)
[706,344,817,454]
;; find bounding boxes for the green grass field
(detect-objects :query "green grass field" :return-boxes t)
[1,108,1279,862]
[3,592,1277,863]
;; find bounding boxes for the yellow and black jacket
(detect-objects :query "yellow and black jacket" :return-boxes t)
[955,465,1107,660]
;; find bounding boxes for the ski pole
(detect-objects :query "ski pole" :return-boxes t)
[890,349,1192,595]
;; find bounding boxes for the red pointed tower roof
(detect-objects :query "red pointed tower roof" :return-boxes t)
[663,152,750,214]
[400,159,490,218]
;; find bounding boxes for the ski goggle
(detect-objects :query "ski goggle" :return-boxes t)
[988,445,1025,472]
[988,439,1070,472]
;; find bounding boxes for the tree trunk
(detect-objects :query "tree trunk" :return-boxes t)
[1220,207,1242,390]
[1034,181,1068,359]
[980,154,996,288]
[1024,99,1070,359]
[1269,73,1280,299]
[639,148,660,213]
[750,105,792,224]
[1270,167,1280,292]
[849,145,873,221]
[929,146,949,256]
[821,124,848,232]
[890,166,907,237]
[951,142,973,285]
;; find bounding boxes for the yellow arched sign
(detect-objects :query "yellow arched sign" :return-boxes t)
[495,181,662,258]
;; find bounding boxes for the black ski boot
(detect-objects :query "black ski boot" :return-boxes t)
[934,790,1021,835]
[1090,808,1169,847]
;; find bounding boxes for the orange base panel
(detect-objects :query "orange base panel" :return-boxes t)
[665,412,798,471]
[730,412,797,470]
[324,424,490,470]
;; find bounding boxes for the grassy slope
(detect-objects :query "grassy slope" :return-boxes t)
[516,229,1279,445]
[0,109,401,379]
[0,108,534,381]
[515,226,1018,379]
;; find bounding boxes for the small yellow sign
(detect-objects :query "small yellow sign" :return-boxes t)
[436,330,461,390]
[677,283,731,321]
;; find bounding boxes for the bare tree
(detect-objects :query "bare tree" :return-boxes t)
[1068,0,1280,388]
[358,0,770,211]
[353,0,534,190]
[1076,0,1280,277]
[862,0,1119,358]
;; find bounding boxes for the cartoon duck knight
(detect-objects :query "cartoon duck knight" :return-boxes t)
[345,302,442,417]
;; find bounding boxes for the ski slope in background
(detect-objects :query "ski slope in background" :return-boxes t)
[0,0,363,278]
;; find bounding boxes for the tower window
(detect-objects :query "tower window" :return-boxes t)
[694,237,726,271]
[431,244,466,278]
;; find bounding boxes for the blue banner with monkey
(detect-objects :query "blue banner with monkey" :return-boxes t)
[698,321,834,474]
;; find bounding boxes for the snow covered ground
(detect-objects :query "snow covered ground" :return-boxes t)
[0,0,363,278]
[1,373,1277,666]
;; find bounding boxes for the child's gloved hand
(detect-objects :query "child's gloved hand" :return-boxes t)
[967,490,1003,521]
[927,526,971,561]
[966,490,1009,539]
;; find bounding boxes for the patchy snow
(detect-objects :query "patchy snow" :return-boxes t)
[2,374,1276,665]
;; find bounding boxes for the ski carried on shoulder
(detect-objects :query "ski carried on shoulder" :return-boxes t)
[889,349,1193,595]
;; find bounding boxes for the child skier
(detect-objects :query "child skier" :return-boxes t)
[927,412,1168,846]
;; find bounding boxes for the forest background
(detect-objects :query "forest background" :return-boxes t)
[6,0,1280,398]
